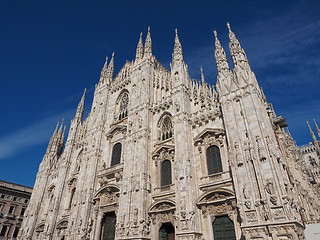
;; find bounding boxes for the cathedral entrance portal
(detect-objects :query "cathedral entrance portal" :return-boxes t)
[212,215,236,240]
[159,222,175,240]
[100,212,116,240]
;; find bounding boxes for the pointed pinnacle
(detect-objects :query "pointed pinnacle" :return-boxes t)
[200,67,205,84]
[313,119,320,130]
[60,125,66,144]
[107,52,114,73]
[52,121,60,137]
[81,88,87,102]
[213,30,222,48]
[227,22,231,31]
[58,119,64,135]
[173,28,183,62]
[144,27,152,57]
[103,56,108,69]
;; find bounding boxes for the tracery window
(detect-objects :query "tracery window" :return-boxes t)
[161,116,173,141]
[161,160,172,187]
[69,188,76,209]
[111,143,122,166]
[118,93,129,120]
[206,145,223,175]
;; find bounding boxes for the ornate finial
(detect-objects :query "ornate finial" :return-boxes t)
[172,28,183,63]
[144,27,152,58]
[213,30,217,37]
[227,22,231,31]
[135,32,144,61]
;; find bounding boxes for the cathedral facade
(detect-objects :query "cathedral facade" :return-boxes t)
[19,24,320,240]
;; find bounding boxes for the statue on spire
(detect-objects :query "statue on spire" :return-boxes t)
[135,32,144,62]
[144,27,152,58]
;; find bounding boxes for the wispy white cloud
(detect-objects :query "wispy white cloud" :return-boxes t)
[0,109,74,159]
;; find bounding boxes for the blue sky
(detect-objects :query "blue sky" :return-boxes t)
[0,0,319,187]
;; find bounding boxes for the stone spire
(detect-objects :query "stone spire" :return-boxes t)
[135,32,144,62]
[99,56,108,81]
[213,30,230,72]
[227,22,248,66]
[308,121,320,151]
[313,119,320,138]
[75,89,86,120]
[172,28,183,64]
[213,30,232,96]
[57,119,64,136]
[46,121,60,154]
[307,121,318,142]
[200,66,205,84]
[60,125,66,146]
[144,27,152,58]
[107,52,114,81]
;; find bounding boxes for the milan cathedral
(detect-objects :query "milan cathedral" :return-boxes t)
[19,24,320,240]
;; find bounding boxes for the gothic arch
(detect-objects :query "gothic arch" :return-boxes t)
[157,112,174,141]
[115,90,129,121]
[75,149,84,172]
[48,184,55,193]
[148,199,176,214]
[196,188,235,205]
[67,176,77,189]
[115,89,129,104]
[93,184,121,199]
[35,223,45,233]
[148,200,176,230]
[56,219,68,229]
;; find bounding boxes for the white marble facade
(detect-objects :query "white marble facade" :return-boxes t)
[19,24,320,240]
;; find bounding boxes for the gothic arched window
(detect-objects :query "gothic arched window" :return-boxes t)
[206,145,223,175]
[118,93,129,120]
[69,188,76,209]
[111,143,122,166]
[161,116,173,141]
[161,160,172,187]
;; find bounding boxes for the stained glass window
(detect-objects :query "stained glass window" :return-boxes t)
[206,146,223,175]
